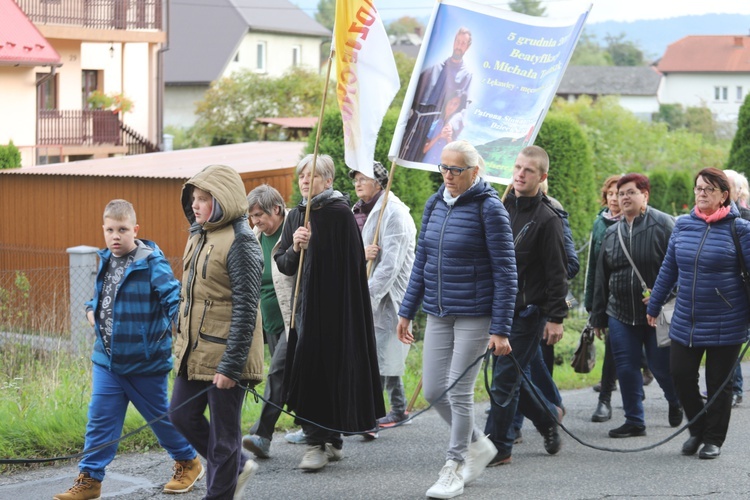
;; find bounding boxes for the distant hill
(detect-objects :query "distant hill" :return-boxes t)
[585,14,750,62]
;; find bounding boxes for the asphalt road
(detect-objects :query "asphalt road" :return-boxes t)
[3,363,750,500]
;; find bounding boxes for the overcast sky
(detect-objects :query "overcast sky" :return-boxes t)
[289,0,750,23]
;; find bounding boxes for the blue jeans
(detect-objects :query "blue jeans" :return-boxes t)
[80,364,196,482]
[513,344,562,431]
[485,306,556,454]
[607,317,679,427]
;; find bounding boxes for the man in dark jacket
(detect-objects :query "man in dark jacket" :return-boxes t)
[485,145,568,465]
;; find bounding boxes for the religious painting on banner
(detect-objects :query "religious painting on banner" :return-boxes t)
[388,0,589,184]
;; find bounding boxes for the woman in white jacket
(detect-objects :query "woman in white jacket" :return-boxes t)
[351,162,416,427]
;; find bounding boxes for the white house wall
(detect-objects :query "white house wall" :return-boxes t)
[82,42,156,142]
[618,95,660,121]
[225,31,323,78]
[164,85,207,128]
[659,73,750,122]
[0,67,37,166]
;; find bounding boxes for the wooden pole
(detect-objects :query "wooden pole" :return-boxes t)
[366,160,398,278]
[289,54,334,330]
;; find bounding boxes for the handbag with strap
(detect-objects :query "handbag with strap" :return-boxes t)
[617,226,674,347]
[571,322,596,373]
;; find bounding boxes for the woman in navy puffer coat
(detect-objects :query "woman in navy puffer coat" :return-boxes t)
[397,140,517,497]
[648,167,750,460]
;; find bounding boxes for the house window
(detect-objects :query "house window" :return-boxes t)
[82,70,100,109]
[715,86,728,101]
[292,45,301,67]
[36,72,58,110]
[738,86,744,101]
[257,42,266,72]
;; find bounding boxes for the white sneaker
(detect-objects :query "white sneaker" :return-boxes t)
[233,459,258,499]
[462,434,497,484]
[284,428,307,444]
[299,444,328,471]
[325,443,343,462]
[425,459,464,499]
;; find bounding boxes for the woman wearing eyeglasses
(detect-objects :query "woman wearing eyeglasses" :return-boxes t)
[397,140,517,498]
[591,173,682,439]
[647,167,750,459]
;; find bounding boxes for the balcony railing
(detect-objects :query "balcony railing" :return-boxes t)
[16,0,162,31]
[38,109,122,146]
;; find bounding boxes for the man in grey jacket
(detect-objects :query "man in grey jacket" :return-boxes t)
[243,185,294,458]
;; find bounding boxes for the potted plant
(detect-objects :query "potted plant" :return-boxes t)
[87,90,133,114]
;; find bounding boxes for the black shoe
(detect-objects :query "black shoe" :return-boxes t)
[681,435,702,456]
[668,403,684,428]
[591,401,612,423]
[698,443,721,459]
[487,450,512,466]
[541,425,561,454]
[513,428,523,444]
[608,423,646,438]
[592,383,602,393]
[732,393,743,407]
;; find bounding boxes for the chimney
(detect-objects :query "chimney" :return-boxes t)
[734,36,744,47]
[415,26,422,38]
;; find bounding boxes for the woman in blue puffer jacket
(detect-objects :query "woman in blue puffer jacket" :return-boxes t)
[648,167,750,460]
[397,140,517,498]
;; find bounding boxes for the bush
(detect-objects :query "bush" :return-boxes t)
[535,112,598,248]
[647,170,671,213]
[727,93,750,177]
[0,141,21,169]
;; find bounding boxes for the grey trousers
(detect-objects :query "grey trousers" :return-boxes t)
[422,314,490,463]
[250,331,288,440]
[381,375,407,415]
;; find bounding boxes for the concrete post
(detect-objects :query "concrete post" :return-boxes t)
[67,245,99,354]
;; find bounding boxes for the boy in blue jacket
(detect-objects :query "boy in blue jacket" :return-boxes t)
[54,200,202,500]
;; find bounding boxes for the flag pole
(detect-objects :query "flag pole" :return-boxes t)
[289,52,334,330]
[365,159,398,278]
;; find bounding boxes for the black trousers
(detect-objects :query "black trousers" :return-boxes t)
[670,341,742,446]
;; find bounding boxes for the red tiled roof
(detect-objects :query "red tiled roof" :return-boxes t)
[657,35,750,73]
[0,141,306,178]
[256,117,318,129]
[0,0,60,66]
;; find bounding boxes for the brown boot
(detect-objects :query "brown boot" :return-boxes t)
[53,472,101,500]
[163,455,205,494]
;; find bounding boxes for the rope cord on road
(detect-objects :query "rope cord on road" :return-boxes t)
[495,341,750,453]
[4,341,746,464]
[0,385,213,465]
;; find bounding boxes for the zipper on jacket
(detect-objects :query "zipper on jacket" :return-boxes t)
[183,231,206,318]
[199,332,228,345]
[716,288,733,308]
[437,205,453,315]
[626,222,638,326]
[689,224,711,346]
[202,244,214,279]
[193,300,212,350]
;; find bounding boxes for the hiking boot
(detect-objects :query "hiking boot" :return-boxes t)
[377,411,411,428]
[299,444,328,471]
[462,434,497,484]
[487,451,512,467]
[325,443,343,462]
[163,456,204,494]
[591,401,612,422]
[54,472,102,500]
[284,429,307,444]
[233,458,258,499]
[363,430,379,440]
[242,434,271,459]
[513,428,523,444]
[425,459,464,499]
[541,424,561,454]
[668,403,684,428]
[609,422,646,438]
